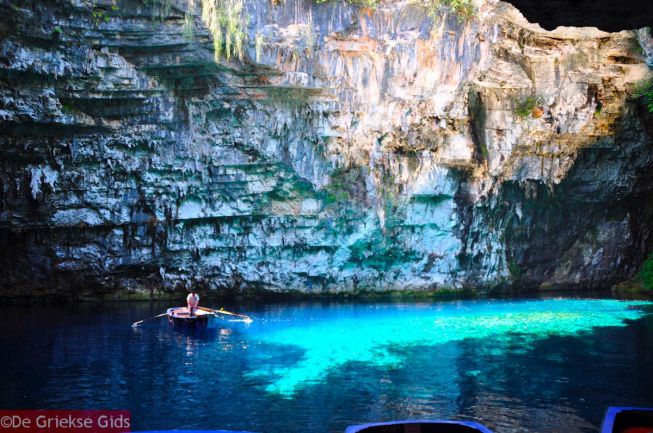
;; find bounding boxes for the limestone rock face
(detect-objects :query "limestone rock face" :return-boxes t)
[0,0,652,297]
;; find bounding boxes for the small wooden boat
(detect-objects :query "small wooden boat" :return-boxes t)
[132,306,251,330]
[166,307,219,330]
[601,407,653,433]
[345,420,494,433]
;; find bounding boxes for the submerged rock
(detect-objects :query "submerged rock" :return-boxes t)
[0,0,651,298]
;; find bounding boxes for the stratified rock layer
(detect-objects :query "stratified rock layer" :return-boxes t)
[0,0,652,298]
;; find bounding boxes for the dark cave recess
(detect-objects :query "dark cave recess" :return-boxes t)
[504,0,653,32]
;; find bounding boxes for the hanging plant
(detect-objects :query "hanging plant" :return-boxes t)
[183,0,196,39]
[255,32,265,62]
[201,0,248,62]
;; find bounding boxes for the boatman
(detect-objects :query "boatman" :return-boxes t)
[187,290,200,316]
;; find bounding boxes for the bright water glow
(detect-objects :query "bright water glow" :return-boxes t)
[244,299,651,396]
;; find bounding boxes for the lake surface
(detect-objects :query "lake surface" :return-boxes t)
[1,298,652,433]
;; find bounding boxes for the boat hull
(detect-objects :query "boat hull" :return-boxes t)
[601,407,653,433]
[345,420,494,433]
[166,307,218,330]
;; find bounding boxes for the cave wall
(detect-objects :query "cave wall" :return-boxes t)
[0,0,652,298]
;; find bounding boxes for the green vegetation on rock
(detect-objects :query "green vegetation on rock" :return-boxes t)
[594,101,603,116]
[640,252,653,290]
[201,0,248,61]
[183,0,196,39]
[325,166,362,203]
[90,1,118,25]
[634,78,653,113]
[508,261,523,278]
[347,230,421,271]
[166,0,250,62]
[141,0,475,64]
[312,0,474,21]
[514,95,541,118]
[417,0,475,22]
[479,139,489,161]
[314,0,379,7]
[144,0,172,23]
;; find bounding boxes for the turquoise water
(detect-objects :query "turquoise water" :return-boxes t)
[1,298,652,433]
[244,299,651,397]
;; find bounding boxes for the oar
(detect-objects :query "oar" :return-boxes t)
[198,306,253,323]
[132,312,168,327]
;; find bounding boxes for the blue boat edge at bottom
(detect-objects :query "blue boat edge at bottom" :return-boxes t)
[344,420,494,433]
[600,406,653,433]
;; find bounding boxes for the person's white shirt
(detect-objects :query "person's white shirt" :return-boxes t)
[186,292,199,307]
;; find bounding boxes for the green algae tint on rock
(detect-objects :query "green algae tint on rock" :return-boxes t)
[243,299,651,396]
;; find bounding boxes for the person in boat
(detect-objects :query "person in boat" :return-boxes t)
[186,290,200,316]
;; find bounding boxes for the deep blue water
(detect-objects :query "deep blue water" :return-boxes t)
[1,298,652,433]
